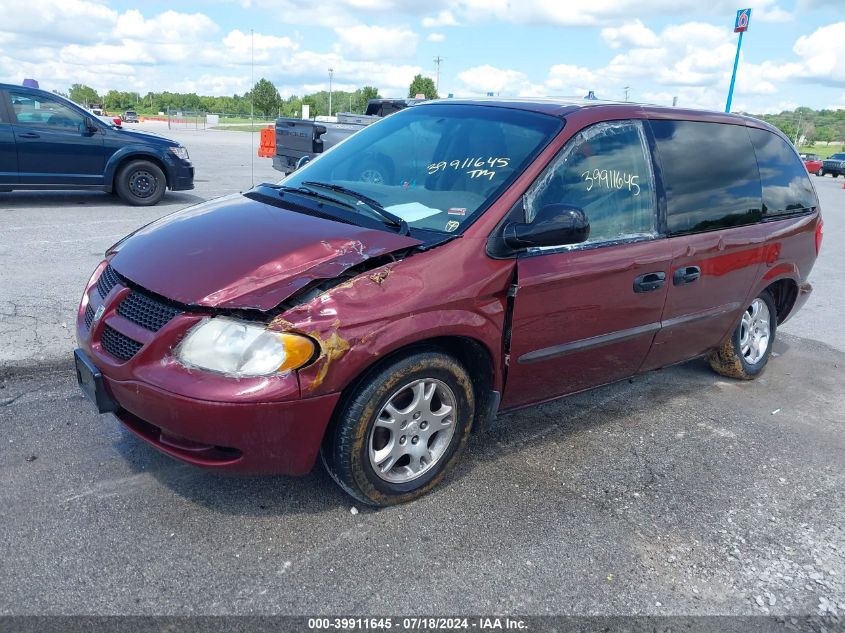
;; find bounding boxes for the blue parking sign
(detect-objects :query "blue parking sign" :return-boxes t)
[735,8,752,33]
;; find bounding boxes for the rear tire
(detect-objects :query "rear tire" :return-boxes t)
[322,351,475,506]
[115,160,166,206]
[708,290,777,380]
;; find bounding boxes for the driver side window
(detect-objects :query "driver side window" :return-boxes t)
[524,120,657,245]
[10,92,85,130]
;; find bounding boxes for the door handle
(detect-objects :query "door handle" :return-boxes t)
[673,265,701,285]
[18,132,40,139]
[633,271,666,293]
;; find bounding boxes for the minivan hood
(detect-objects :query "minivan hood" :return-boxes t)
[109,194,422,311]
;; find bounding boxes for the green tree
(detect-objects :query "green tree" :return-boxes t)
[816,126,834,144]
[408,74,438,99]
[353,86,380,112]
[774,120,797,142]
[68,83,100,107]
[250,78,281,117]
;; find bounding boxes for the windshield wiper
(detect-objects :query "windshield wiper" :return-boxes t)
[276,185,357,210]
[302,181,410,236]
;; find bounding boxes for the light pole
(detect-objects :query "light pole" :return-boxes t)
[328,68,334,117]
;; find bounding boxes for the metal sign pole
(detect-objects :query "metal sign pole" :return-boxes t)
[725,30,744,113]
[726,8,751,113]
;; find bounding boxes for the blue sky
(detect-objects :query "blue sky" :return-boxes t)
[0,0,842,113]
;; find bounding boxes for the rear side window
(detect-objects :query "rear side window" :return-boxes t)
[650,120,762,235]
[524,120,657,245]
[748,128,816,217]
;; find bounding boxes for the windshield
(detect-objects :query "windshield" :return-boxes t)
[282,103,563,234]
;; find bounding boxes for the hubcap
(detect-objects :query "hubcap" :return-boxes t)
[739,298,771,365]
[367,378,457,484]
[128,170,157,198]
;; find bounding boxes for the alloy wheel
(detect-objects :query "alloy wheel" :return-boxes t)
[739,298,771,365]
[367,378,457,484]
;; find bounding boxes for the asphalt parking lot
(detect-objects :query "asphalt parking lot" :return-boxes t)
[0,126,843,617]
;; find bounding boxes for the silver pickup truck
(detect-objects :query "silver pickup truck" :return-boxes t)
[272,98,421,178]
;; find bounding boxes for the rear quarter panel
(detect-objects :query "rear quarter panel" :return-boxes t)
[745,212,820,311]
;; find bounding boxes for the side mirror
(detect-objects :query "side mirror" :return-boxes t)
[503,204,590,250]
[82,117,99,135]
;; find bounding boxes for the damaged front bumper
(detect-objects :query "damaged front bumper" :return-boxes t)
[75,346,339,474]
[108,372,339,474]
[75,261,342,475]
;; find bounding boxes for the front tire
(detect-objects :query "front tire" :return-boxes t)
[322,351,475,506]
[708,290,777,380]
[115,160,166,206]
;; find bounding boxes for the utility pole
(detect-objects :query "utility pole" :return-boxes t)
[328,68,334,116]
[434,56,443,94]
[624,86,630,102]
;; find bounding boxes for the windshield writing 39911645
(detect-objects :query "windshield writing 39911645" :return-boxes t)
[428,157,511,181]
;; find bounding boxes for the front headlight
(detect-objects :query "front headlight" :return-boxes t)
[168,146,190,160]
[177,317,316,377]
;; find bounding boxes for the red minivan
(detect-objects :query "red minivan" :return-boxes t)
[75,100,821,505]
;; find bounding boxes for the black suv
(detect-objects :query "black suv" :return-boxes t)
[820,153,845,178]
[0,83,193,205]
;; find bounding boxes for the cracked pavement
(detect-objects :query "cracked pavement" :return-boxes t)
[1,334,843,615]
[0,134,843,616]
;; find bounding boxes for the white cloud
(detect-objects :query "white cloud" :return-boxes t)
[214,29,299,66]
[1,0,841,114]
[422,10,458,27]
[455,0,789,28]
[333,25,418,61]
[457,65,540,96]
[756,6,793,22]
[600,20,659,49]
[453,17,823,111]
[793,22,845,86]
[545,65,597,96]
[0,0,116,46]
[797,0,840,9]
[603,20,796,98]
[114,9,218,42]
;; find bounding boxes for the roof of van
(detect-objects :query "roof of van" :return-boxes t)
[418,97,774,130]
